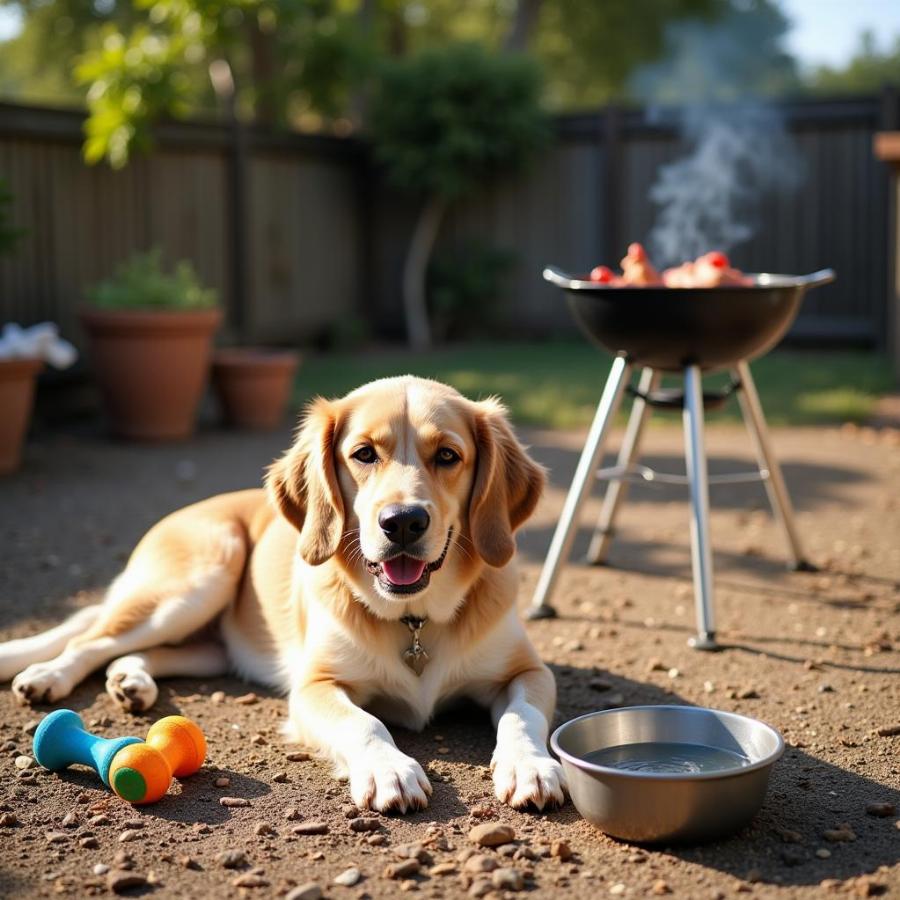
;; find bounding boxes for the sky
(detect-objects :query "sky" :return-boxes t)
[0,0,899,69]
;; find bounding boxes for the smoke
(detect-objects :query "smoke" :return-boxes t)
[630,14,801,266]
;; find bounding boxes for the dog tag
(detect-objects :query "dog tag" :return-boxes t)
[403,645,430,676]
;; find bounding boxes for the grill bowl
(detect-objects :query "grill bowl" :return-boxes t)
[551,705,785,844]
[545,267,835,373]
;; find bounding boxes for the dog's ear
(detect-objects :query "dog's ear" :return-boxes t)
[468,398,546,568]
[266,398,344,566]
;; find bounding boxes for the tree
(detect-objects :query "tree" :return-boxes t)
[370,42,548,349]
[805,31,900,96]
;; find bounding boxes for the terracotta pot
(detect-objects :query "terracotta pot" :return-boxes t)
[0,357,43,475]
[212,348,300,430]
[79,308,222,441]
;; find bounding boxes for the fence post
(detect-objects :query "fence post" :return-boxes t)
[603,105,623,265]
[876,86,900,381]
[227,117,250,338]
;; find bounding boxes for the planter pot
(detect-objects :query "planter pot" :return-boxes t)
[0,357,43,475]
[79,308,222,441]
[212,348,300,430]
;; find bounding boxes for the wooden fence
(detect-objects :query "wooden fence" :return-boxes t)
[0,93,896,350]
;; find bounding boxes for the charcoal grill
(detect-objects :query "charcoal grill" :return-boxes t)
[528,267,836,650]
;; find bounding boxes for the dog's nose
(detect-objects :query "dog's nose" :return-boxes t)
[378,504,430,546]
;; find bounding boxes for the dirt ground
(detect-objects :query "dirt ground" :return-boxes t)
[0,415,898,899]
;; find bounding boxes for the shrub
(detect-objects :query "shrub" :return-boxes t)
[87,248,218,310]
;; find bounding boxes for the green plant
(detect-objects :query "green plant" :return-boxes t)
[0,178,25,256]
[87,248,218,310]
[370,43,548,349]
[428,242,516,341]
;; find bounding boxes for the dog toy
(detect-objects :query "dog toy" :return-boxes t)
[32,709,206,804]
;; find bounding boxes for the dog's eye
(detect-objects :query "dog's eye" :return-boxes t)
[435,447,461,467]
[351,445,378,464]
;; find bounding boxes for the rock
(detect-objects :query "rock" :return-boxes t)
[384,859,420,879]
[284,807,302,820]
[114,850,134,869]
[492,868,524,891]
[235,692,259,705]
[823,824,856,842]
[253,821,275,836]
[394,843,433,864]
[610,884,626,896]
[334,867,362,886]
[80,836,99,849]
[292,821,329,835]
[0,813,19,827]
[14,755,34,769]
[341,804,360,819]
[866,802,895,817]
[551,840,573,861]
[271,772,288,783]
[738,688,760,700]
[211,691,225,703]
[816,848,832,859]
[775,827,803,843]
[287,751,311,762]
[45,831,68,844]
[430,862,458,876]
[118,829,141,843]
[250,734,267,745]
[874,724,900,737]
[61,812,80,828]
[232,873,269,888]
[652,880,671,895]
[106,871,147,894]
[469,879,493,898]
[89,814,110,826]
[219,796,250,808]
[367,833,386,846]
[349,817,380,832]
[180,856,202,870]
[214,777,231,788]
[285,883,322,900]
[217,849,248,869]
[589,678,613,692]
[23,720,40,736]
[464,855,498,873]
[93,864,109,876]
[469,822,515,847]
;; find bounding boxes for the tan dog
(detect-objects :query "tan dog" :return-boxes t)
[0,376,566,812]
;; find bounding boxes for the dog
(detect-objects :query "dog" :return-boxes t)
[0,376,566,812]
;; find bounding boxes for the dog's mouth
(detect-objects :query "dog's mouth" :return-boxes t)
[365,529,452,595]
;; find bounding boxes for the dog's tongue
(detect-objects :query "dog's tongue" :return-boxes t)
[381,555,427,586]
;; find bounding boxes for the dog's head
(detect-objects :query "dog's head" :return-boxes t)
[267,376,544,617]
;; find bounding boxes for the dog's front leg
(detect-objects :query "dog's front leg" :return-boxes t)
[288,681,432,813]
[491,663,567,809]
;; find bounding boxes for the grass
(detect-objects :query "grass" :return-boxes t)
[294,342,894,430]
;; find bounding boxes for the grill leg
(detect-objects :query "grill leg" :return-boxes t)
[527,356,633,620]
[734,361,814,571]
[683,365,718,650]
[586,367,660,565]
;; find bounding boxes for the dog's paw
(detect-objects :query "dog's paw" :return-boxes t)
[348,745,432,814]
[106,668,158,713]
[12,663,75,705]
[491,748,567,810]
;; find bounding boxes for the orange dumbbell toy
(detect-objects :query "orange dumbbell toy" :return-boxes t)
[108,716,206,804]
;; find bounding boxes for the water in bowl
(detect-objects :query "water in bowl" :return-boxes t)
[583,741,750,775]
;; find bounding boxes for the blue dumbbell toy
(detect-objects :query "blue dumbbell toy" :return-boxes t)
[32,709,142,788]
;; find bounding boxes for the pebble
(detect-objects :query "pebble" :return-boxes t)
[62,812,80,828]
[284,807,302,820]
[219,796,251,808]
[232,873,270,888]
[250,734,267,745]
[89,814,110,826]
[286,884,322,900]
[551,840,573,861]
[652,880,671,895]
[816,848,832,859]
[292,821,329,835]
[367,833,386,846]
[464,855,498,873]
[589,678,613,692]
[253,821,275,836]
[874,724,900,737]
[214,777,231,788]
[235,692,259,705]
[0,813,19,827]
[469,879,493,898]
[114,851,134,869]
[218,849,248,869]
[45,831,68,844]
[349,817,380,832]
[492,867,524,891]
[272,772,289,783]
[342,804,359,819]
[14,755,34,769]
[181,856,202,870]
[107,870,147,894]
[93,864,109,876]
[334,867,362,886]
[823,824,856,842]
[610,884,626,896]
[866,802,895,817]
[431,862,458,876]
[384,859,420,879]
[287,751,311,762]
[80,836,99,849]
[469,822,515,847]
[23,721,40,736]
[211,691,226,703]
[118,829,142,842]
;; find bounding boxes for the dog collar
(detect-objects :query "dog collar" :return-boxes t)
[400,614,429,676]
